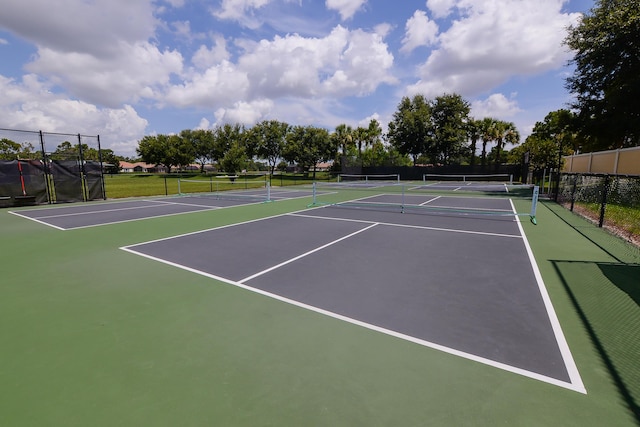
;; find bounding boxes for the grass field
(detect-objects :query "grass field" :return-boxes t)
[1,185,639,426]
[102,173,326,199]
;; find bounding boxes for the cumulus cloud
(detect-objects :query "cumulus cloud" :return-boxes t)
[426,0,456,19]
[0,74,148,155]
[401,10,439,54]
[407,0,581,98]
[169,25,395,107]
[214,99,275,124]
[325,0,367,20]
[0,0,157,57]
[192,36,230,69]
[26,42,183,108]
[471,93,521,119]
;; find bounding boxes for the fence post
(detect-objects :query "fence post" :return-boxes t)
[39,130,53,204]
[598,175,610,228]
[570,174,578,212]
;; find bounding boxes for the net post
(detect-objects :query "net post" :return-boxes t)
[509,174,513,185]
[307,182,317,207]
[401,184,405,213]
[530,185,539,225]
[177,178,182,195]
[266,181,271,202]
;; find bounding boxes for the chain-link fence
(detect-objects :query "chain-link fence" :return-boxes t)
[556,173,640,244]
[0,128,105,206]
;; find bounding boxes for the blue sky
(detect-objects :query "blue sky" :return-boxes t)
[0,0,594,157]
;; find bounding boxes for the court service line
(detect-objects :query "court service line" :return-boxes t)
[420,195,441,206]
[238,223,379,284]
[511,199,586,394]
[288,212,522,239]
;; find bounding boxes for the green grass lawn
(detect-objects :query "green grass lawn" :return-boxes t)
[103,173,329,199]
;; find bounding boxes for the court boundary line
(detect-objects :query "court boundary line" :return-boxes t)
[510,199,587,394]
[119,215,585,393]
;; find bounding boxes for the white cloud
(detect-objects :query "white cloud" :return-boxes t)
[325,0,367,20]
[0,74,148,156]
[400,10,439,54]
[0,0,157,57]
[26,42,183,108]
[0,38,8,45]
[232,26,394,99]
[426,0,456,19]
[214,99,275,125]
[192,36,231,69]
[164,61,250,108]
[471,93,521,119]
[408,0,581,98]
[214,0,272,22]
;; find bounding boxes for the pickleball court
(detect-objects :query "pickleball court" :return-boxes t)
[121,192,584,392]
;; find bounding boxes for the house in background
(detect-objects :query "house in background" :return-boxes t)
[119,161,167,173]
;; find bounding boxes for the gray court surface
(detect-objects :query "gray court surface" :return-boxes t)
[8,188,314,230]
[122,197,581,390]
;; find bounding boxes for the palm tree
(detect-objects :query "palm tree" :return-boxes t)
[493,121,520,170]
[333,124,354,155]
[467,118,482,167]
[479,117,498,170]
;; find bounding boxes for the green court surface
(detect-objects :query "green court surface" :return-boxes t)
[1,189,639,426]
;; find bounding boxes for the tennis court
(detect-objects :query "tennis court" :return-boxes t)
[8,186,315,230]
[2,180,639,426]
[122,194,583,392]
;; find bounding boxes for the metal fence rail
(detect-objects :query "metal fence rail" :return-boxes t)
[557,173,640,243]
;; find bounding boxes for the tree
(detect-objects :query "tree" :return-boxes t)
[479,117,499,169]
[466,119,483,167]
[431,93,471,165]
[220,141,247,175]
[136,134,194,172]
[565,0,640,148]
[492,121,520,170]
[522,110,577,173]
[180,129,215,172]
[247,120,289,177]
[332,124,354,155]
[387,95,433,165]
[0,138,34,160]
[284,126,335,179]
[214,123,244,165]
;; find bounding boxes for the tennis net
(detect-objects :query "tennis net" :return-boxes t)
[423,173,513,184]
[338,173,400,183]
[177,176,271,202]
[309,181,538,224]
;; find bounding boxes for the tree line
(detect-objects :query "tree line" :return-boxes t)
[136,93,524,177]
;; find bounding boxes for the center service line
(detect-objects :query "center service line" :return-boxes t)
[238,222,379,284]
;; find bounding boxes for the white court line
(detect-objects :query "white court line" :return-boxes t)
[511,199,586,394]
[420,195,441,206]
[119,215,584,393]
[8,211,67,230]
[288,212,522,239]
[238,223,378,283]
